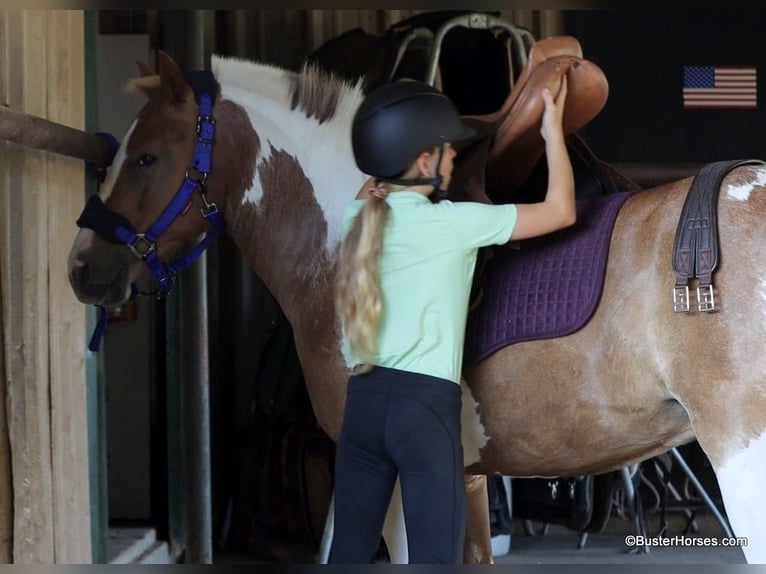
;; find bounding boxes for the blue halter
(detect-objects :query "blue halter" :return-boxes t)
[76,70,224,351]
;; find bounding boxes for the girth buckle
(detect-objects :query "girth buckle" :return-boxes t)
[697,284,716,312]
[673,285,690,313]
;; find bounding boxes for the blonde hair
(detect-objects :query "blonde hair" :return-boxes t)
[335,196,390,368]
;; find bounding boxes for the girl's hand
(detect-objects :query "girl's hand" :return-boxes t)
[355,177,389,200]
[540,74,568,142]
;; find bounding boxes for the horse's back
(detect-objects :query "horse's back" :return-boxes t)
[463,163,766,476]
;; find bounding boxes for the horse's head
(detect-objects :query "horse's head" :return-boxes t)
[68,51,222,306]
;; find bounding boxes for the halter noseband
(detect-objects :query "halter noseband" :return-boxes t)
[76,70,224,351]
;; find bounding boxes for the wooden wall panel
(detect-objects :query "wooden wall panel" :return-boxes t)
[0,10,90,564]
[45,10,91,564]
[0,9,13,567]
[2,11,56,563]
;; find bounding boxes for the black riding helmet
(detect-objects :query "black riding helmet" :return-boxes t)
[351,79,476,191]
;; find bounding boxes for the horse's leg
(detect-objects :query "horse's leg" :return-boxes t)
[463,474,494,564]
[705,428,766,564]
[381,478,409,563]
[379,475,494,564]
[682,387,766,565]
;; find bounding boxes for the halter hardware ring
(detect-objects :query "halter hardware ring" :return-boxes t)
[129,233,156,260]
[185,167,208,187]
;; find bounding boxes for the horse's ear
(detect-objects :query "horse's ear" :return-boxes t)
[157,50,192,104]
[136,59,155,77]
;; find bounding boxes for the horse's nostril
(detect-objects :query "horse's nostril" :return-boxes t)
[70,263,89,286]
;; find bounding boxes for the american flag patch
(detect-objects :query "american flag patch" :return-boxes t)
[682,65,757,109]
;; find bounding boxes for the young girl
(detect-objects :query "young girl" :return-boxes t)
[331,75,573,564]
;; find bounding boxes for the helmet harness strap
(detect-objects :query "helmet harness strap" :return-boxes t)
[374,145,447,202]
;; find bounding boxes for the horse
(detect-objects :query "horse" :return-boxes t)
[26,49,764,564]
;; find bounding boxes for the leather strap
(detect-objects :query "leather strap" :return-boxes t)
[672,158,766,311]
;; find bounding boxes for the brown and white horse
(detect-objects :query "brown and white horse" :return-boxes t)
[54,51,766,563]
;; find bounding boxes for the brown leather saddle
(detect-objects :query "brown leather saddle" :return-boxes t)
[307,16,623,204]
[449,35,613,204]
[470,37,609,199]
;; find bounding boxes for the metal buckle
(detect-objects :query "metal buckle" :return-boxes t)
[697,284,716,312]
[673,285,690,313]
[129,234,156,259]
[196,115,216,144]
[201,203,218,218]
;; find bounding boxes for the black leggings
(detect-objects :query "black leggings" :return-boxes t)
[328,366,466,564]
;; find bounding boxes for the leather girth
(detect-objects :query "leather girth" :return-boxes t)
[672,158,766,312]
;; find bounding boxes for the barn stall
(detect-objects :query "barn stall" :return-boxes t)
[3,9,732,565]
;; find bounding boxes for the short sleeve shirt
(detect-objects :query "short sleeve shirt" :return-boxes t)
[341,191,517,384]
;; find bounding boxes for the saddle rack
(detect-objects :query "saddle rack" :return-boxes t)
[387,11,536,90]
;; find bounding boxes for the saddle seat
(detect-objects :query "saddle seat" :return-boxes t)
[451,36,609,204]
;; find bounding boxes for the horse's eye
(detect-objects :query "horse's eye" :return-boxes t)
[137,154,157,167]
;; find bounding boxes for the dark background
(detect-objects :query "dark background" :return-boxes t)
[567,11,766,163]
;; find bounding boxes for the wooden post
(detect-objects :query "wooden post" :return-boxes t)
[0,11,15,565]
[46,10,92,564]
[0,10,91,563]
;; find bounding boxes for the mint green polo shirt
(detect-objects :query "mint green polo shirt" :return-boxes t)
[340,191,517,384]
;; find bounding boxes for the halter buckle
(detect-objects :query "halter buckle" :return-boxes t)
[129,233,156,259]
[196,115,216,144]
[201,203,218,218]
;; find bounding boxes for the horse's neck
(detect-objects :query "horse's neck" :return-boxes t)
[209,75,364,334]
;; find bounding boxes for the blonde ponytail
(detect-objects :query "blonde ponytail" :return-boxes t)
[335,197,390,367]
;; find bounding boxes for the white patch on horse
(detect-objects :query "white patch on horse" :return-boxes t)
[461,381,489,467]
[715,427,766,563]
[99,120,135,202]
[725,168,766,202]
[211,55,368,251]
[69,121,136,262]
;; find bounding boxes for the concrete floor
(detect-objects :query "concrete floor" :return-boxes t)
[215,511,748,565]
[214,470,751,565]
[493,513,747,564]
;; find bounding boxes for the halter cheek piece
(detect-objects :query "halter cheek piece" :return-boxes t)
[75,70,224,351]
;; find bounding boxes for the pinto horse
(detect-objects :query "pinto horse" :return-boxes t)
[58,51,766,564]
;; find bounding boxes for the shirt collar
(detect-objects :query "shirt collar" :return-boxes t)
[384,190,431,203]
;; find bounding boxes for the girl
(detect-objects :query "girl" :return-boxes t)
[331,75,573,564]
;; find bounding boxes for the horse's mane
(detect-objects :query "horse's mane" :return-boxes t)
[123,55,366,129]
[211,54,365,125]
[210,53,369,248]
[290,62,365,124]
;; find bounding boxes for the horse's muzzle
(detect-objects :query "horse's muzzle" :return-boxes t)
[69,257,132,307]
